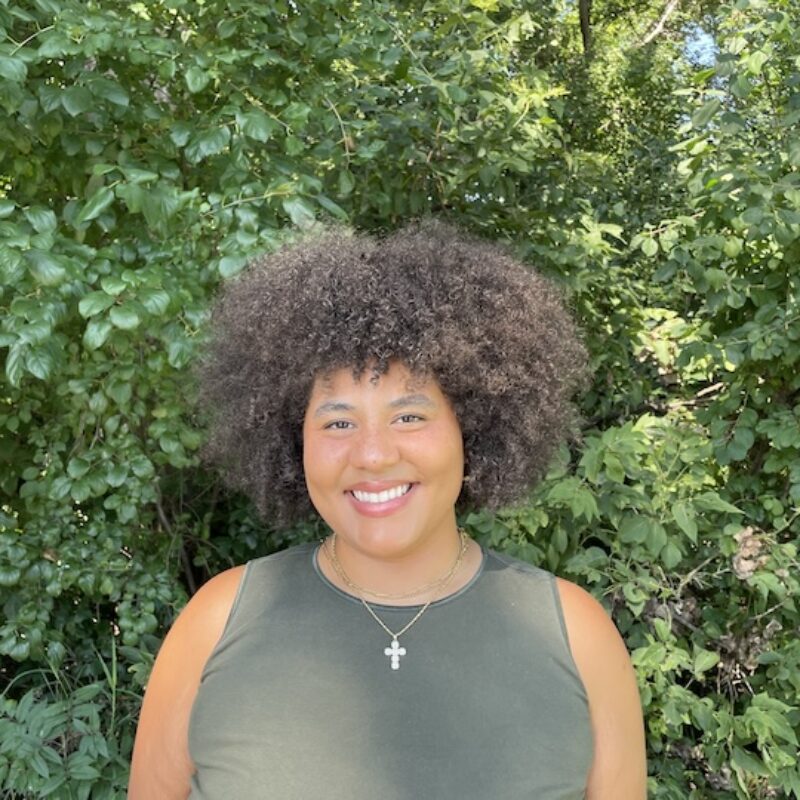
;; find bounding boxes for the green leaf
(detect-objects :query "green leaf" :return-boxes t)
[728,426,754,460]
[185,66,211,93]
[139,289,171,315]
[645,522,667,556]
[106,379,132,405]
[130,455,154,478]
[4,343,26,387]
[29,749,50,779]
[117,183,146,213]
[8,640,30,661]
[661,540,683,569]
[217,18,238,38]
[0,55,27,82]
[39,773,67,797]
[316,194,349,221]
[121,167,159,184]
[100,275,128,296]
[83,319,113,350]
[0,566,21,586]
[640,237,658,257]
[731,746,770,777]
[741,206,763,226]
[37,28,74,57]
[76,187,115,224]
[693,649,720,675]
[744,50,769,74]
[66,761,100,781]
[61,86,93,116]
[603,453,625,483]
[219,255,247,278]
[185,127,231,163]
[78,291,115,318]
[25,250,67,286]
[70,478,91,503]
[694,492,743,515]
[67,457,91,479]
[723,237,743,257]
[106,464,129,488]
[692,98,721,128]
[73,684,104,705]
[671,501,698,543]
[170,123,192,147]
[168,338,194,368]
[25,348,55,380]
[24,207,57,233]
[618,515,649,544]
[548,479,599,521]
[282,196,316,228]
[90,77,129,107]
[236,110,277,142]
[446,83,469,104]
[338,170,355,196]
[109,304,141,330]
[159,434,183,455]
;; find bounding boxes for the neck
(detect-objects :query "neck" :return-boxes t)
[320,524,476,605]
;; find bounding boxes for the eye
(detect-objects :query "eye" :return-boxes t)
[396,413,424,424]
[323,420,353,430]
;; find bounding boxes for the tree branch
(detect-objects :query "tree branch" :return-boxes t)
[155,493,197,596]
[639,0,680,46]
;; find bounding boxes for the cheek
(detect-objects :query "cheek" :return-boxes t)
[417,426,464,483]
[302,433,348,487]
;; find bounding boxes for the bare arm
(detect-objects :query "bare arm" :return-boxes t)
[557,578,647,800]
[128,566,245,800]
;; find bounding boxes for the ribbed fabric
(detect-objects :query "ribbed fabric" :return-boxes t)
[188,543,592,799]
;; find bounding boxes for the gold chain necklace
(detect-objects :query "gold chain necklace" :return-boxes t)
[326,528,469,600]
[323,530,469,671]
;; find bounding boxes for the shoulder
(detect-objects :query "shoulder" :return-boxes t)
[128,564,246,799]
[555,578,647,800]
[484,547,553,582]
[555,578,623,652]
[554,577,640,695]
[244,541,318,574]
[486,554,627,665]
[176,563,247,633]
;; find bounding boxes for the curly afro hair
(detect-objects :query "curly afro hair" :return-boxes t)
[198,220,587,526]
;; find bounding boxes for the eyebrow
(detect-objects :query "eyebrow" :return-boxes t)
[313,401,355,417]
[312,394,436,418]
[389,394,436,409]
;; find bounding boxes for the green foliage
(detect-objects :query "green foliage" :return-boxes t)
[1,0,799,797]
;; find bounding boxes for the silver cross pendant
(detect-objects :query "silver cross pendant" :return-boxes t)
[384,637,406,671]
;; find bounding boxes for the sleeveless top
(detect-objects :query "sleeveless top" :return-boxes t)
[188,543,593,799]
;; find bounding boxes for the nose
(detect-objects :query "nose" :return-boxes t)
[350,425,400,471]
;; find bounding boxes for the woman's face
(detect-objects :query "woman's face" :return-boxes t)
[302,361,464,560]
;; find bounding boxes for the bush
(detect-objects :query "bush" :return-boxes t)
[1,0,798,797]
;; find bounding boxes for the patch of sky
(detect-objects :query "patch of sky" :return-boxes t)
[684,24,718,67]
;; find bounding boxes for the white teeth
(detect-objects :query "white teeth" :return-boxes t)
[352,484,412,504]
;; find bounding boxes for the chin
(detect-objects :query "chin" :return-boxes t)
[342,518,426,557]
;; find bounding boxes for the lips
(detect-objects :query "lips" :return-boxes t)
[346,482,417,516]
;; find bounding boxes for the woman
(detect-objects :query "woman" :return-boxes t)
[128,222,646,799]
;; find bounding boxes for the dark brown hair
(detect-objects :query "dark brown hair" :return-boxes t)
[198,221,587,525]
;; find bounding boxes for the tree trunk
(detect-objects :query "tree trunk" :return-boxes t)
[579,0,592,57]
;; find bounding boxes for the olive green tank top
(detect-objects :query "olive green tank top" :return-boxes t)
[188,543,593,799]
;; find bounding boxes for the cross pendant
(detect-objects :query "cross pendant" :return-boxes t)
[384,637,406,670]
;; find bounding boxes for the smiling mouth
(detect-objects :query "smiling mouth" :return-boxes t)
[349,484,414,504]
